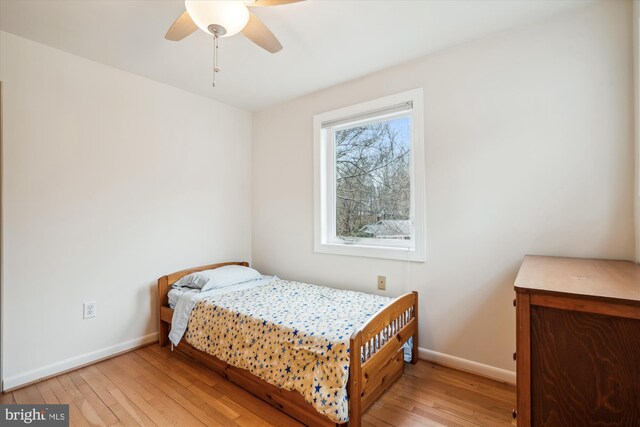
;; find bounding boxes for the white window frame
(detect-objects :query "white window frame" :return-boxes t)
[313,88,426,262]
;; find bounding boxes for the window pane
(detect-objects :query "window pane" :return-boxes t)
[335,116,411,241]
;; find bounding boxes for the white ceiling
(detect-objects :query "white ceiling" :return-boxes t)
[0,0,592,111]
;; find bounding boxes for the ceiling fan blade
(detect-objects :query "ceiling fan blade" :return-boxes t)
[242,13,283,53]
[250,0,304,7]
[165,11,198,41]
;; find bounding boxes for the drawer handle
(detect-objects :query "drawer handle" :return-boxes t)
[513,298,516,307]
[512,409,517,419]
[512,352,517,361]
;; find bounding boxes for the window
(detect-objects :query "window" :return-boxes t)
[314,89,425,262]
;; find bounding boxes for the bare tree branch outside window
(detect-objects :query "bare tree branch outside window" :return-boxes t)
[335,117,411,240]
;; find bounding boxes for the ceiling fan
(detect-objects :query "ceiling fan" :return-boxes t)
[166,0,303,86]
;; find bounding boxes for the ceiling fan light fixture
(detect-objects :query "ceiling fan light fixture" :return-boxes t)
[184,0,250,37]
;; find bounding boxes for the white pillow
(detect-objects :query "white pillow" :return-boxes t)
[174,265,262,292]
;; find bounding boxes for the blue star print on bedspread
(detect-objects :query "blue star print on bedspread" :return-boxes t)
[184,279,392,423]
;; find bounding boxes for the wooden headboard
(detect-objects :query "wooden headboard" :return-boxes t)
[157,261,249,346]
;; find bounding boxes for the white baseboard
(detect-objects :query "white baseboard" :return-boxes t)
[419,347,516,385]
[3,332,158,391]
[3,337,513,391]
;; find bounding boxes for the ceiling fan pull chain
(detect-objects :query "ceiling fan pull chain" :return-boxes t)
[212,34,221,87]
[212,34,217,87]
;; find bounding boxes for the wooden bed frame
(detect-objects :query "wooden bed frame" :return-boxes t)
[157,261,419,426]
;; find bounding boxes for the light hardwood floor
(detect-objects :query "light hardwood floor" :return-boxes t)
[2,345,516,426]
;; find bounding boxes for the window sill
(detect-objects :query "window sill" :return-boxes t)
[314,242,425,262]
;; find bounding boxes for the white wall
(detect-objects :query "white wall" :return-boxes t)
[0,31,253,389]
[252,0,635,381]
[635,0,640,263]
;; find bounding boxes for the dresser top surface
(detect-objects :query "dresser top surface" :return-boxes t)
[514,255,640,302]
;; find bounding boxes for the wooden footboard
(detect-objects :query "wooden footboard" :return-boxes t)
[348,291,419,426]
[157,262,419,427]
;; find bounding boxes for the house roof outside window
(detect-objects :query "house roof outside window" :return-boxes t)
[359,220,411,239]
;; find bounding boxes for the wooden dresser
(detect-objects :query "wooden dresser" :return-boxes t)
[513,255,640,426]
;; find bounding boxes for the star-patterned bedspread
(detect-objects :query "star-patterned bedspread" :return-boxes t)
[184,279,393,423]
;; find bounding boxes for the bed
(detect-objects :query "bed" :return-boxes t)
[157,261,418,426]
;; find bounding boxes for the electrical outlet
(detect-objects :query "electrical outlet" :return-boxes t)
[377,275,386,290]
[83,301,96,319]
